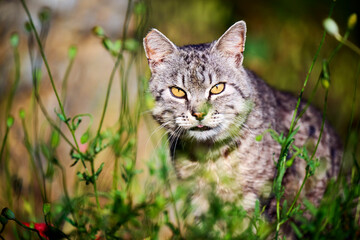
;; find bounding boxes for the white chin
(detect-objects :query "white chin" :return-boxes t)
[187,129,218,141]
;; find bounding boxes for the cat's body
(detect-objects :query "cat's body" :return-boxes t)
[143,21,342,218]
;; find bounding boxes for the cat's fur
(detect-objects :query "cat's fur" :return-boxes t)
[143,21,341,217]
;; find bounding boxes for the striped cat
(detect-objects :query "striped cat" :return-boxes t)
[143,21,341,218]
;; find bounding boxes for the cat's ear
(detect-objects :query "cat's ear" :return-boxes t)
[143,29,177,70]
[212,21,247,66]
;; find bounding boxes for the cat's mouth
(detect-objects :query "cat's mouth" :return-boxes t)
[190,125,212,131]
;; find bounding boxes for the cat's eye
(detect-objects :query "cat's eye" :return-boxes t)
[210,83,225,95]
[170,86,186,98]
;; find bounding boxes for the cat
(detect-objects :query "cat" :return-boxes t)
[143,21,342,219]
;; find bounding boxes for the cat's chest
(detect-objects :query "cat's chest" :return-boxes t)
[172,135,277,207]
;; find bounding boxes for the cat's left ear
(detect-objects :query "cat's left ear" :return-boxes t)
[212,21,247,67]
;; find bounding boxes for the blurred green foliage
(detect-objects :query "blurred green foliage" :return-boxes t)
[0,0,359,239]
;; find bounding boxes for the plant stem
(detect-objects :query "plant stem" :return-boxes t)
[0,126,10,167]
[288,1,335,134]
[61,50,76,107]
[5,42,21,117]
[310,90,328,161]
[20,0,80,152]
[286,172,309,216]
[91,160,101,209]
[338,61,360,178]
[12,219,47,240]
[21,116,46,201]
[96,0,133,136]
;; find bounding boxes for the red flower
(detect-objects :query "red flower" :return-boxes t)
[22,222,50,240]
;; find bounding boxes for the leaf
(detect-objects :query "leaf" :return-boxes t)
[134,2,146,16]
[64,217,76,226]
[38,7,51,23]
[10,32,19,47]
[287,126,300,143]
[43,203,51,215]
[303,199,317,216]
[24,22,32,33]
[55,111,70,123]
[68,45,77,60]
[102,38,113,51]
[95,163,105,177]
[19,109,26,119]
[92,26,105,37]
[80,131,89,144]
[255,134,263,142]
[254,199,260,219]
[6,116,14,128]
[41,143,51,160]
[72,117,82,130]
[51,131,60,148]
[113,40,122,52]
[290,222,303,238]
[124,39,139,52]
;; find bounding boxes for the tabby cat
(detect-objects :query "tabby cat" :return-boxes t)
[143,21,341,218]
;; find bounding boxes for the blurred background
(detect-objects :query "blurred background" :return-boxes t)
[0,0,359,237]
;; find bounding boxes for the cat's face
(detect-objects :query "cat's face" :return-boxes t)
[144,21,253,142]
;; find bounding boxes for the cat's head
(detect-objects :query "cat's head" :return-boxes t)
[143,21,253,142]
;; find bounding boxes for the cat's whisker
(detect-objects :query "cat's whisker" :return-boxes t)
[140,109,154,116]
[145,121,173,149]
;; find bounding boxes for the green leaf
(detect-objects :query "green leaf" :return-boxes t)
[92,26,105,37]
[38,7,51,23]
[68,45,77,60]
[134,2,146,16]
[290,222,303,238]
[24,22,32,33]
[113,40,122,52]
[55,111,70,123]
[255,134,263,142]
[64,217,76,226]
[41,143,51,160]
[95,163,105,177]
[51,130,60,148]
[72,117,82,130]
[124,39,139,52]
[43,203,51,215]
[10,33,19,47]
[19,109,26,119]
[6,116,14,128]
[80,131,89,144]
[102,38,113,51]
[303,199,317,216]
[254,199,260,218]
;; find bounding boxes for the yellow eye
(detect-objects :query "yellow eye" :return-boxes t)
[210,83,225,95]
[170,87,186,98]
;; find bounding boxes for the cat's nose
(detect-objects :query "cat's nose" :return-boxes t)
[192,112,206,121]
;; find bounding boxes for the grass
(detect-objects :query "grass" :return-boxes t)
[0,0,360,239]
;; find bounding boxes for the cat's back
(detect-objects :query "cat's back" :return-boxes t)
[270,83,342,205]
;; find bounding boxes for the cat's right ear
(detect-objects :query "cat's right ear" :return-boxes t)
[143,29,177,71]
